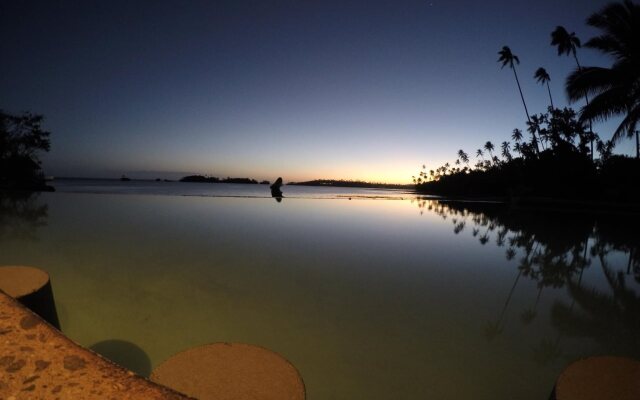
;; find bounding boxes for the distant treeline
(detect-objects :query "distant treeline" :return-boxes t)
[180,175,266,184]
[289,179,412,189]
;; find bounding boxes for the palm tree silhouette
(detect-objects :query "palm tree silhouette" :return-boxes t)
[484,141,495,158]
[551,25,595,158]
[565,1,640,153]
[457,149,470,167]
[534,67,554,109]
[501,141,512,161]
[511,128,523,143]
[498,46,540,154]
[551,26,582,66]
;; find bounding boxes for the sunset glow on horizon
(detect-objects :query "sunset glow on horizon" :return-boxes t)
[2,0,632,184]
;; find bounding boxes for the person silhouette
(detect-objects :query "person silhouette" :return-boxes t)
[270,177,283,199]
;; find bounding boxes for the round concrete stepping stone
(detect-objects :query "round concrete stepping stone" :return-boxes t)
[151,343,305,400]
[0,265,60,329]
[554,356,640,400]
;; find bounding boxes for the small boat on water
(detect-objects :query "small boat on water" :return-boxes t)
[120,175,131,181]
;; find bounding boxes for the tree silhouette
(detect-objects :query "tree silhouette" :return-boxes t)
[534,67,554,109]
[511,128,523,143]
[551,26,582,65]
[551,26,596,158]
[457,149,470,167]
[565,0,640,155]
[483,141,495,158]
[501,141,512,161]
[498,46,540,154]
[0,110,51,190]
[498,46,529,122]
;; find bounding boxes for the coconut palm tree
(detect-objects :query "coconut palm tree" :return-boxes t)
[551,26,595,157]
[534,67,554,109]
[512,128,523,143]
[498,46,531,122]
[498,46,540,154]
[501,141,512,161]
[457,149,470,166]
[484,141,495,158]
[551,26,582,66]
[565,0,640,155]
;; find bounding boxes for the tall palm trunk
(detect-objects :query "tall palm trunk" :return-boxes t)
[512,67,531,122]
[574,55,594,159]
[546,81,554,109]
[512,67,540,154]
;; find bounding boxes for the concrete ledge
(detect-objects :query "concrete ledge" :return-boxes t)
[0,265,60,329]
[0,290,193,399]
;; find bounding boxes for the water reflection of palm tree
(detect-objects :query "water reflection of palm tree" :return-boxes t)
[415,200,640,356]
[485,268,522,342]
[521,285,543,325]
[551,255,640,358]
[532,336,563,366]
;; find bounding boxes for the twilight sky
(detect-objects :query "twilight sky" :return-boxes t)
[1,0,632,183]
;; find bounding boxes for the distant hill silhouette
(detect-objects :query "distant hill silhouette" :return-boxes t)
[179,175,258,184]
[289,179,412,189]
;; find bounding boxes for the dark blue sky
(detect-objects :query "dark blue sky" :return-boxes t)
[1,0,629,182]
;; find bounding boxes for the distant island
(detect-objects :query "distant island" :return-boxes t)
[179,176,412,189]
[289,179,412,189]
[179,175,261,184]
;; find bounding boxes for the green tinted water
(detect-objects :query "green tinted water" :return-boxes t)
[0,192,638,399]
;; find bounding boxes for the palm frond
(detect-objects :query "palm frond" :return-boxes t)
[585,35,627,59]
[579,87,631,123]
[611,105,640,142]
[566,66,619,102]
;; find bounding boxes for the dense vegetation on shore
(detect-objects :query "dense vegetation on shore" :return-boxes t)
[288,179,412,189]
[0,110,53,192]
[416,1,640,203]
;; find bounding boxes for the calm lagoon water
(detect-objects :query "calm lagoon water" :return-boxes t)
[1,180,638,399]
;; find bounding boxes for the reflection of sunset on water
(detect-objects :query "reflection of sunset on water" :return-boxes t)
[1,189,638,399]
